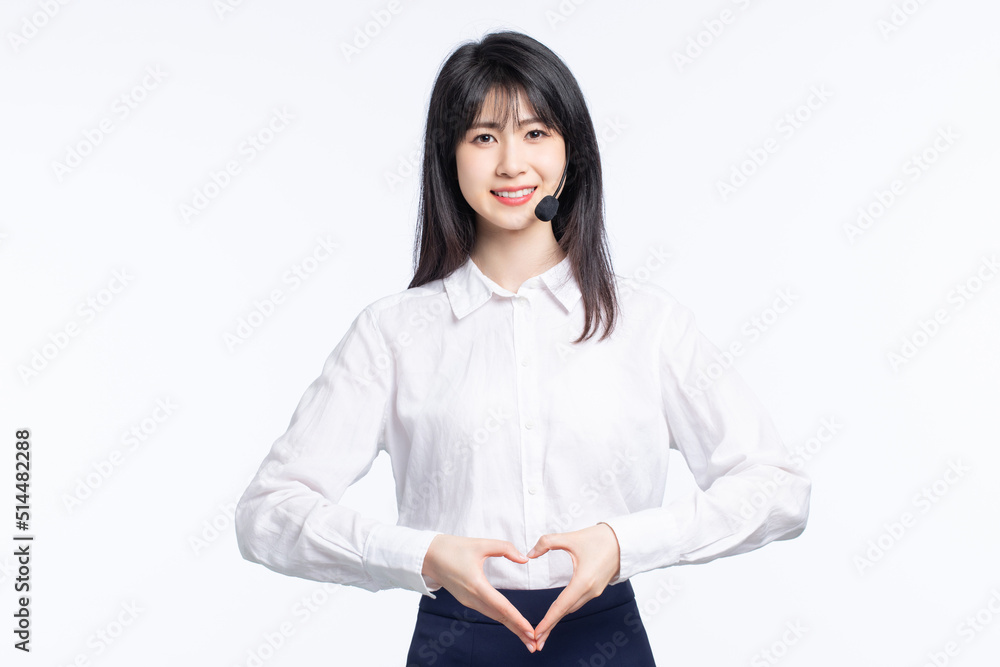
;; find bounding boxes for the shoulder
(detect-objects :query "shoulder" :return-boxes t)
[614,274,696,328]
[356,279,450,335]
[363,280,445,313]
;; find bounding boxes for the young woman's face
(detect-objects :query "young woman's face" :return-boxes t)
[455,89,566,233]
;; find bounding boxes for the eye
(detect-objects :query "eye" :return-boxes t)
[527,129,549,140]
[472,133,495,144]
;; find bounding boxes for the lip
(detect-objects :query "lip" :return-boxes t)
[490,186,537,206]
[491,185,537,192]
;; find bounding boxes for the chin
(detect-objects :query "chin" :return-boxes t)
[480,213,537,230]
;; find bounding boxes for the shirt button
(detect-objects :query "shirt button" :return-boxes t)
[525,420,535,429]
[520,358,529,367]
[528,484,539,495]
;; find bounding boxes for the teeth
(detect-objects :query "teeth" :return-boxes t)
[492,187,536,198]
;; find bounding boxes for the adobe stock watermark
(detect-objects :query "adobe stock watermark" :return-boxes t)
[876,0,932,40]
[179,106,294,225]
[409,606,490,663]
[388,299,453,355]
[750,619,808,667]
[189,501,236,556]
[384,139,423,193]
[616,246,672,303]
[17,269,135,385]
[886,253,997,371]
[916,586,1000,667]
[383,107,466,193]
[7,0,74,53]
[788,416,842,469]
[854,458,970,575]
[634,574,682,619]
[843,126,958,244]
[737,468,802,522]
[0,554,20,588]
[574,624,644,666]
[51,64,168,183]
[408,405,513,509]
[224,234,339,351]
[233,582,345,667]
[544,0,592,30]
[550,447,641,532]
[348,298,455,391]
[682,288,799,398]
[572,577,681,666]
[716,84,833,202]
[56,600,143,667]
[740,417,842,521]
[595,115,628,154]
[340,0,405,63]
[672,0,760,72]
[61,398,178,512]
[213,0,250,20]
[556,245,671,363]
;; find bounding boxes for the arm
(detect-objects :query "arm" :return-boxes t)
[599,295,811,583]
[234,306,444,597]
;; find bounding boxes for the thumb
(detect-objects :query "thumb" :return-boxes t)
[527,534,561,558]
[500,542,529,564]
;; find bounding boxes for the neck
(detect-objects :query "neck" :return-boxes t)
[469,226,566,294]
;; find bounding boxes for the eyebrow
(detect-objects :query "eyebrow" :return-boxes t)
[468,116,546,131]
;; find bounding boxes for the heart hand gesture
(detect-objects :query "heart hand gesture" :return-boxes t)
[421,523,621,653]
[524,522,621,651]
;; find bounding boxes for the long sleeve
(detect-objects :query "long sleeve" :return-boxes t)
[600,295,811,584]
[234,306,445,597]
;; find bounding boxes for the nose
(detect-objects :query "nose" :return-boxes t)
[496,139,526,178]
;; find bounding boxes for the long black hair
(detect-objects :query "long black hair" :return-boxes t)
[407,30,619,344]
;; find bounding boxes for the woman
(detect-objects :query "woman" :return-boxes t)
[235,30,811,665]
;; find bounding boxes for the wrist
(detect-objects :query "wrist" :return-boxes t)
[597,522,621,578]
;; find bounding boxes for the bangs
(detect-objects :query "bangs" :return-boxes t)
[459,78,562,137]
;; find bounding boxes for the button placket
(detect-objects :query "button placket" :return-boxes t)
[512,291,545,588]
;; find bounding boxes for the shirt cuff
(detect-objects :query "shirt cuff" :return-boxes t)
[599,508,684,584]
[363,523,445,598]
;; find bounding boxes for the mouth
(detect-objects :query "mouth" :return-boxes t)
[490,186,537,206]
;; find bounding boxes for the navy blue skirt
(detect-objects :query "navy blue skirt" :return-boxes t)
[405,580,657,666]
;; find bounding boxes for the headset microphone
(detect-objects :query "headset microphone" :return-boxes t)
[534,145,570,222]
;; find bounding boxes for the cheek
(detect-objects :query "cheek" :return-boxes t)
[545,141,566,177]
[546,150,566,180]
[454,163,474,202]
[455,152,487,195]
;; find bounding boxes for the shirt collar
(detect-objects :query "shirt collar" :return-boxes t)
[443,254,582,319]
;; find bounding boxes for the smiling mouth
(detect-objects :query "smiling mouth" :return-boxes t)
[490,186,537,198]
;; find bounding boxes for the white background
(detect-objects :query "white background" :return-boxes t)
[2,1,999,665]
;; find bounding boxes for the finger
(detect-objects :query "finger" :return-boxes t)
[527,534,557,558]
[480,585,538,647]
[455,582,537,651]
[482,539,525,557]
[450,542,534,649]
[535,581,596,648]
[533,584,576,639]
[477,540,530,566]
[499,543,529,564]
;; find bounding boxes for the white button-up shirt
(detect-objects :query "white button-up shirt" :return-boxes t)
[235,254,811,598]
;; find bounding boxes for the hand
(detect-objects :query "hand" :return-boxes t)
[525,522,621,651]
[421,534,539,653]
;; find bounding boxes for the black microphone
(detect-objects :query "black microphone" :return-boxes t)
[534,145,570,222]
